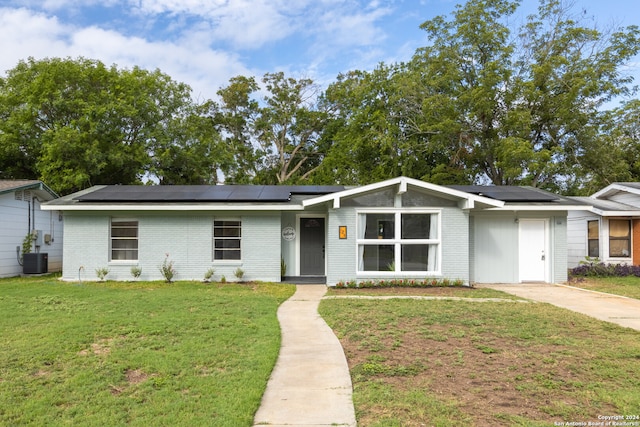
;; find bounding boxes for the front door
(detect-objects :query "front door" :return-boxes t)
[300,217,325,275]
[519,219,548,282]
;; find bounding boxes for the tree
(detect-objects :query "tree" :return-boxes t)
[0,57,205,193]
[210,76,261,183]
[406,0,640,190]
[211,72,327,184]
[317,0,640,190]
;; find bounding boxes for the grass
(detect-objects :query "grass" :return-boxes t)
[319,293,640,426]
[0,275,295,426]
[568,276,640,300]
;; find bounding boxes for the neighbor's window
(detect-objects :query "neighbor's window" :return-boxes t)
[609,219,631,258]
[357,211,439,273]
[587,220,599,257]
[110,219,138,261]
[214,220,241,260]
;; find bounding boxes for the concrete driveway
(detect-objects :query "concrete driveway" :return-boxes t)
[477,283,640,331]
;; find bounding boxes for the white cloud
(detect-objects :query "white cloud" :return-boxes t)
[0,7,250,100]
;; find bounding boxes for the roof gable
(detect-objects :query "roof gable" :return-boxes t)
[591,183,640,200]
[303,177,504,209]
[0,180,58,200]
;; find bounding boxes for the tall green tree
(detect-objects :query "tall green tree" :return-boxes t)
[318,0,640,190]
[211,72,327,184]
[210,76,261,183]
[0,57,210,193]
[409,0,639,190]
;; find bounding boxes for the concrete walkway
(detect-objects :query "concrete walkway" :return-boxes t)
[477,283,640,331]
[253,285,356,427]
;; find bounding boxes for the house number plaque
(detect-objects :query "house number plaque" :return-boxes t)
[282,226,296,241]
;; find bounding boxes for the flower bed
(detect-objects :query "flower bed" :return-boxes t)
[334,278,465,288]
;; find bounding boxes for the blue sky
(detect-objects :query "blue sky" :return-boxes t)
[0,0,638,102]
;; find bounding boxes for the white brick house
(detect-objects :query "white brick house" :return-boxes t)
[43,177,584,284]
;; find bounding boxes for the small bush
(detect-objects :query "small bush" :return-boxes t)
[95,267,109,281]
[130,265,142,280]
[159,254,176,283]
[570,260,640,278]
[203,268,215,282]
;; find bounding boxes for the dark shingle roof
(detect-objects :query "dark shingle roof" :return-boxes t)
[75,185,345,203]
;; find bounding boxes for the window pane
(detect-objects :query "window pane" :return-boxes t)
[214,249,241,260]
[112,240,138,250]
[588,240,599,258]
[112,249,138,260]
[214,239,241,249]
[361,244,395,271]
[401,214,433,239]
[363,214,394,239]
[610,220,630,238]
[401,244,429,271]
[587,220,599,239]
[610,240,630,257]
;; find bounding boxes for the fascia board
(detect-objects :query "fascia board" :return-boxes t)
[592,183,640,199]
[590,208,640,217]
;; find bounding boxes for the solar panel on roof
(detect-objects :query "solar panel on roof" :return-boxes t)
[448,185,559,202]
[75,184,344,203]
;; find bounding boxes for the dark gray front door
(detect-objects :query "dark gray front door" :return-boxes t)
[300,217,325,275]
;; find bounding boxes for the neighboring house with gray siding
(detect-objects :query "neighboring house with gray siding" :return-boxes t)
[567,183,640,268]
[43,177,584,285]
[0,180,64,278]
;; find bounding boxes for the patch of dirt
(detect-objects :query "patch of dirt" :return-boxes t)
[125,369,149,384]
[110,369,151,396]
[78,338,115,356]
[341,319,618,426]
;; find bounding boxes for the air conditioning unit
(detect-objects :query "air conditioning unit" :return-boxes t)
[23,253,48,274]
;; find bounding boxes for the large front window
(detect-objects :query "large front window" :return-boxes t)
[357,211,440,273]
[110,219,138,261]
[214,220,241,260]
[609,219,631,258]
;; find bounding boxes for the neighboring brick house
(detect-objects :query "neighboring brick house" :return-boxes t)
[43,177,583,284]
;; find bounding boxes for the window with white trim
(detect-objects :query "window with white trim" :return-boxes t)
[110,219,138,261]
[357,211,440,273]
[609,219,631,258]
[214,220,242,260]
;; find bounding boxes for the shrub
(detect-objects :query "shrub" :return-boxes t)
[203,268,215,282]
[234,268,245,281]
[95,267,109,281]
[159,254,176,283]
[130,265,142,280]
[570,261,640,278]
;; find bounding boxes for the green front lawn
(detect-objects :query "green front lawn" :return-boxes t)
[568,276,640,300]
[0,275,295,426]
